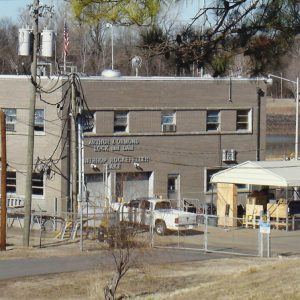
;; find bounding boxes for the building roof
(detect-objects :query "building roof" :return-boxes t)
[80,76,267,82]
[0,74,268,83]
[210,160,300,187]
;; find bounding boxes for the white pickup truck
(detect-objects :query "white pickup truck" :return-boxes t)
[111,198,197,235]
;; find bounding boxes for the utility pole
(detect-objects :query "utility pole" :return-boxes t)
[0,111,7,251]
[71,71,78,218]
[78,104,84,251]
[23,0,39,247]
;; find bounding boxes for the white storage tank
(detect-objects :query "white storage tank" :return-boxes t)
[41,29,55,58]
[18,28,32,56]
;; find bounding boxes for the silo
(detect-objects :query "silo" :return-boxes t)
[18,28,32,56]
[41,29,55,58]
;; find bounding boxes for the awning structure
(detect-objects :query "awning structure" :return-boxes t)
[211,160,300,188]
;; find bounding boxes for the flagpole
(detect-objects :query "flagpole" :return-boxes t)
[64,51,66,74]
[63,19,66,74]
[63,19,69,74]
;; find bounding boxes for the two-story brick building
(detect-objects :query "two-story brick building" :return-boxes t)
[0,75,68,214]
[75,76,267,207]
[0,75,267,214]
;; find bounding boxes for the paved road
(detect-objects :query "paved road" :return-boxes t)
[3,225,299,281]
[0,248,232,281]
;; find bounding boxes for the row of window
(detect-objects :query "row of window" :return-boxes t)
[7,171,44,196]
[7,168,245,198]
[4,108,45,132]
[87,109,251,133]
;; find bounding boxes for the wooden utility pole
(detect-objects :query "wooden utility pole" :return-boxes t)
[23,0,39,247]
[0,111,7,251]
[71,71,78,217]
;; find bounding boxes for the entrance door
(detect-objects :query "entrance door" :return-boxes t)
[168,174,180,200]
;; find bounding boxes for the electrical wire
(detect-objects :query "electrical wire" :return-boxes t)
[7,163,69,195]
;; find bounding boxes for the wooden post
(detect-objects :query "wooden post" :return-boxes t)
[0,111,7,251]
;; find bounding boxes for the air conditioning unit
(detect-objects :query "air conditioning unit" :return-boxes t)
[222,149,236,162]
[162,124,176,132]
[6,123,15,132]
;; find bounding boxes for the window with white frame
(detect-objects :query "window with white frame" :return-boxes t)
[161,111,176,132]
[236,109,251,131]
[6,171,16,194]
[34,109,44,132]
[4,108,16,132]
[114,111,128,133]
[32,172,44,196]
[206,110,220,131]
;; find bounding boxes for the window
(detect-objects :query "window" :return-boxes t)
[6,171,16,194]
[34,109,44,132]
[205,168,248,192]
[161,111,176,132]
[128,200,140,208]
[4,108,16,132]
[82,110,95,133]
[161,111,175,125]
[206,110,220,131]
[236,184,248,190]
[32,173,44,196]
[140,200,150,210]
[155,201,171,210]
[205,168,223,192]
[237,109,251,131]
[114,111,128,133]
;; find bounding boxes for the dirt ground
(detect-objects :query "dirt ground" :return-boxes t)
[1,228,300,299]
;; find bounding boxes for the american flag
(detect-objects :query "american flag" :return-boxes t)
[63,21,70,57]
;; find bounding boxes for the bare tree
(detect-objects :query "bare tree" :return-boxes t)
[137,0,300,77]
[103,222,145,300]
[0,18,20,74]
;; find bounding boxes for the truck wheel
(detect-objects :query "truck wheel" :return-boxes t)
[155,221,167,236]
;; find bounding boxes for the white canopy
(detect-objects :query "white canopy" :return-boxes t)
[211,160,300,187]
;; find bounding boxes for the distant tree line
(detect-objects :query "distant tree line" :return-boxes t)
[1,0,300,97]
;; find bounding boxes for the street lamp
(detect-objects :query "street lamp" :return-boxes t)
[268,74,299,160]
[106,23,114,70]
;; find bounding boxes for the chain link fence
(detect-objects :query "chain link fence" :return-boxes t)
[5,208,300,257]
[151,214,260,256]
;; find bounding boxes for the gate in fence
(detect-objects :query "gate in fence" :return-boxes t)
[151,214,265,257]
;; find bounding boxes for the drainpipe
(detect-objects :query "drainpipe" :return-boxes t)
[256,88,264,161]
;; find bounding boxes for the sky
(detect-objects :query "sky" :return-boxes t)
[0,0,204,23]
[0,0,56,21]
[0,0,36,20]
